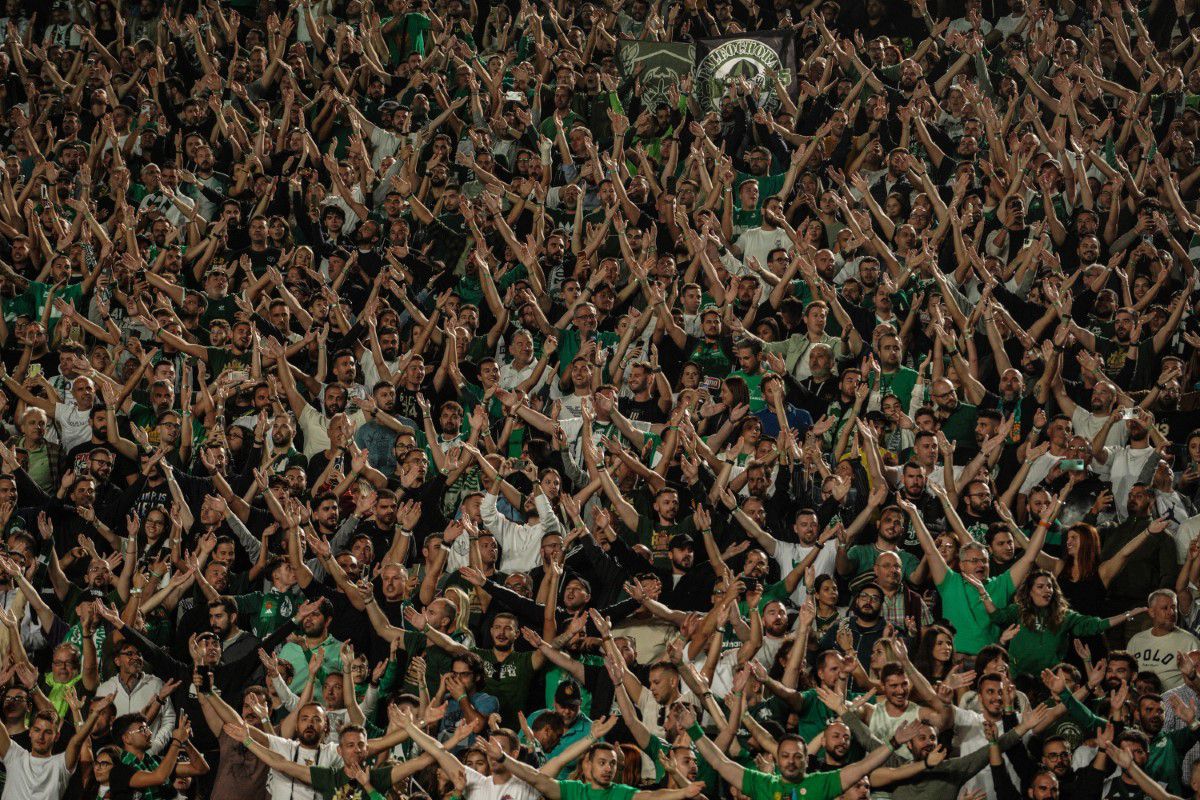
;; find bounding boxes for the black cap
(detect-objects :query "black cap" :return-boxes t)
[669,533,694,550]
[555,679,582,708]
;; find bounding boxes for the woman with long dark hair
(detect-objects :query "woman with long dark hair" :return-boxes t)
[969,569,1147,677]
[1048,520,1168,619]
[911,624,956,686]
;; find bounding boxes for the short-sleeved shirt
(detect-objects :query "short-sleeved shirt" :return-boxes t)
[264,733,342,800]
[557,779,638,800]
[630,514,697,570]
[236,586,306,638]
[109,750,169,800]
[683,335,736,379]
[463,766,541,800]
[54,401,93,452]
[554,328,621,376]
[843,545,919,581]
[0,743,71,800]
[307,765,395,800]
[476,648,538,724]
[403,629,472,694]
[206,345,253,377]
[740,765,844,800]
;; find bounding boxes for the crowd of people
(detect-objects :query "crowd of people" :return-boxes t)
[0,0,1199,799]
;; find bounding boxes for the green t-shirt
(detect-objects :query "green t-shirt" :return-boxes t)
[645,735,720,797]
[792,688,839,742]
[236,586,306,638]
[206,346,252,379]
[937,402,979,444]
[685,336,735,379]
[308,765,395,800]
[387,12,431,59]
[735,170,786,198]
[630,514,697,570]
[114,750,169,800]
[872,368,918,410]
[555,328,621,376]
[475,647,538,725]
[937,569,1015,655]
[558,779,638,800]
[741,765,843,800]
[729,370,767,412]
[1,280,84,336]
[844,545,919,580]
[403,629,471,694]
[737,579,792,616]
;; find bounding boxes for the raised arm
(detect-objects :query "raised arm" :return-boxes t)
[898,496,948,585]
[501,749,562,798]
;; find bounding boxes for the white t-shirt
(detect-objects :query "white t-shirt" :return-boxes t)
[264,734,343,800]
[53,401,93,452]
[1,744,70,800]
[734,226,791,272]
[464,766,540,800]
[1094,444,1157,517]
[297,404,369,458]
[1020,451,1065,496]
[1071,407,1126,450]
[362,355,401,394]
[1128,627,1200,691]
[773,538,839,605]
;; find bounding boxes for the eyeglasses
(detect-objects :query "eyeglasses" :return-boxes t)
[51,659,75,667]
[94,760,114,767]
[859,594,884,604]
[1043,751,1069,761]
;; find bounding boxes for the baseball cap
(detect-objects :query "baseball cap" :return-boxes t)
[555,679,582,708]
[669,533,695,550]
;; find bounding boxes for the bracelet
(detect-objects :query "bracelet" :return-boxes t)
[129,588,142,596]
[455,693,467,702]
[687,722,705,741]
[243,737,255,748]
[171,737,185,746]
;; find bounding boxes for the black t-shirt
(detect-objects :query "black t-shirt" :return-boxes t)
[232,245,282,278]
[620,395,668,425]
[303,580,373,657]
[108,750,170,800]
